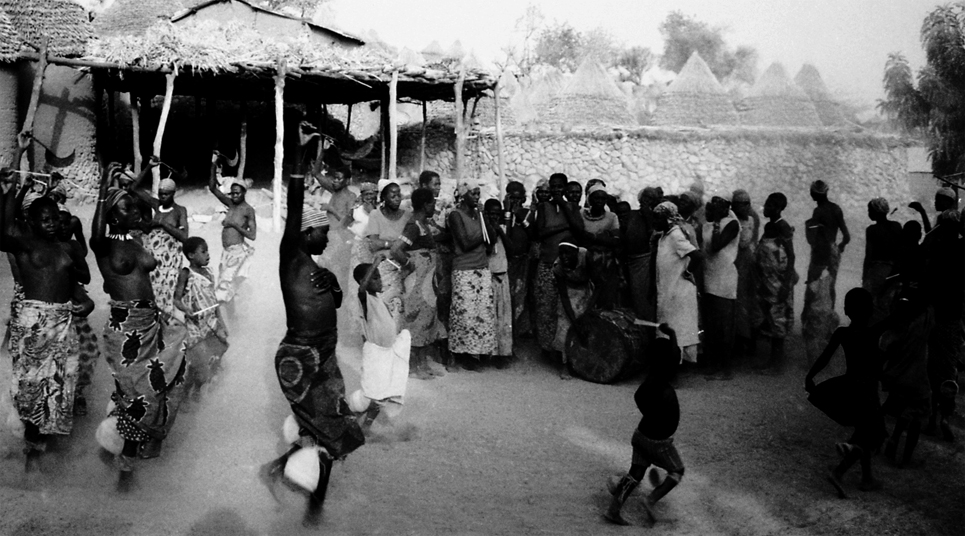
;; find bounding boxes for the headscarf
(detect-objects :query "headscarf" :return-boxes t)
[936,187,957,203]
[810,180,829,195]
[359,182,378,194]
[104,187,130,211]
[535,178,549,192]
[226,177,247,192]
[50,181,68,199]
[301,205,329,231]
[21,192,41,212]
[586,183,608,197]
[868,197,889,217]
[456,180,482,198]
[653,201,683,227]
[378,179,397,200]
[679,190,701,208]
[638,186,663,206]
[731,189,751,204]
[559,241,579,251]
[158,178,177,192]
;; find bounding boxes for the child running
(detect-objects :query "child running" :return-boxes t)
[805,288,887,498]
[347,254,411,428]
[605,324,684,526]
[174,237,229,405]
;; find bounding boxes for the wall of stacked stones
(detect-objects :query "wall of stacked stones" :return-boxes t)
[398,126,912,236]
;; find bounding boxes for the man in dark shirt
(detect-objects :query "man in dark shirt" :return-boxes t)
[605,324,684,526]
[805,180,850,307]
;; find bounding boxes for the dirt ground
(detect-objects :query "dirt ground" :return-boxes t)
[0,190,962,536]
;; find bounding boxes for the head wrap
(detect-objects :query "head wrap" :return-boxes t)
[732,189,751,204]
[359,181,378,194]
[301,205,330,231]
[868,197,889,217]
[456,180,482,198]
[21,192,41,212]
[936,187,957,202]
[158,178,177,192]
[377,179,396,197]
[810,180,829,195]
[50,182,68,199]
[679,190,701,207]
[114,169,136,185]
[653,201,683,225]
[587,183,608,197]
[559,241,578,251]
[104,187,129,211]
[535,178,549,192]
[226,177,247,192]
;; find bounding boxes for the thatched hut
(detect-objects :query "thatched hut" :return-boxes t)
[794,64,848,127]
[739,62,822,128]
[652,51,739,127]
[93,0,185,38]
[515,68,564,125]
[539,60,635,129]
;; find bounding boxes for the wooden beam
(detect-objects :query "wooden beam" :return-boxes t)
[453,69,466,182]
[151,67,177,195]
[494,83,506,194]
[21,39,49,171]
[237,101,248,182]
[419,101,427,172]
[379,96,389,181]
[388,70,398,182]
[122,92,142,172]
[273,59,287,232]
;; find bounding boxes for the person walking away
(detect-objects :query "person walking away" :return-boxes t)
[805,289,886,498]
[553,242,595,379]
[484,199,514,368]
[700,196,741,380]
[653,202,702,365]
[862,198,902,324]
[605,324,685,526]
[754,193,798,375]
[208,151,256,308]
[581,183,621,310]
[804,180,850,309]
[731,189,761,358]
[174,237,229,407]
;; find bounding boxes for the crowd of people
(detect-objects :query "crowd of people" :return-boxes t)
[0,119,963,526]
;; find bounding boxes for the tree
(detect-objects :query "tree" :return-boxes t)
[658,11,757,82]
[877,4,965,175]
[510,4,546,75]
[614,46,655,84]
[582,27,619,65]
[534,22,585,72]
[257,0,322,18]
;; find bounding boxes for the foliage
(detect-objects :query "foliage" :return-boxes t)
[614,46,655,84]
[533,21,584,72]
[877,4,965,175]
[508,3,545,74]
[658,11,758,82]
[256,0,323,18]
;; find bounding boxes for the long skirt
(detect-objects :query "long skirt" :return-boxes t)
[435,247,454,330]
[863,260,897,325]
[535,261,559,352]
[7,282,25,353]
[449,269,497,355]
[492,272,514,356]
[735,247,760,339]
[215,242,255,303]
[146,229,182,319]
[507,254,532,337]
[11,300,78,435]
[103,301,187,442]
[275,332,364,459]
[626,253,654,321]
[402,250,447,347]
[74,314,100,398]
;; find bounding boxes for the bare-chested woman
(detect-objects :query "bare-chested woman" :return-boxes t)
[129,156,188,321]
[208,152,256,305]
[0,132,90,471]
[260,123,363,527]
[91,162,187,491]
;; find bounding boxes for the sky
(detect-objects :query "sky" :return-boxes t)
[325,0,937,107]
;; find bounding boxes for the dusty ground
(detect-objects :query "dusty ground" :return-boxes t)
[0,189,962,536]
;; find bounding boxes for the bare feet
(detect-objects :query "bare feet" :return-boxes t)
[826,470,847,499]
[302,496,322,527]
[258,460,284,503]
[603,509,630,526]
[639,496,657,526]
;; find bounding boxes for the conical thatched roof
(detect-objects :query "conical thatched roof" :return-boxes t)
[0,0,93,57]
[794,64,848,126]
[739,62,822,127]
[538,59,635,128]
[0,10,21,62]
[652,51,739,127]
[93,0,185,38]
[516,68,564,124]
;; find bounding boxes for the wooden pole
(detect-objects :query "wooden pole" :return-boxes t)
[273,59,287,232]
[237,101,248,182]
[379,95,389,181]
[106,88,116,163]
[346,103,353,136]
[151,66,177,195]
[419,101,427,172]
[494,83,506,194]
[20,39,49,171]
[126,93,142,172]
[388,70,398,182]
[453,69,466,182]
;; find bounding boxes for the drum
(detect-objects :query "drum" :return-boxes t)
[565,308,646,384]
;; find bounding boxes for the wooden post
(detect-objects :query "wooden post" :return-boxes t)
[494,83,506,194]
[388,70,399,182]
[127,93,142,172]
[20,39,49,171]
[237,101,248,182]
[273,59,287,232]
[346,103,353,136]
[106,88,116,163]
[151,66,177,195]
[453,69,466,182]
[379,95,389,181]
[419,101,427,172]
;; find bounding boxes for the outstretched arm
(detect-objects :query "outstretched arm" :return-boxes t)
[281,126,314,259]
[908,201,931,234]
[208,152,232,206]
[90,162,117,256]
[129,156,161,209]
[0,173,24,253]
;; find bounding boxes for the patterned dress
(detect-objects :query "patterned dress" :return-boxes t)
[400,220,447,347]
[146,228,182,319]
[448,209,496,356]
[216,242,255,304]
[182,268,229,387]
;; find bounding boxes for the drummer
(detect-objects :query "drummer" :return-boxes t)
[553,242,596,379]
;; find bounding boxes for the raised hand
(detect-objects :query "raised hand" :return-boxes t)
[17,131,31,150]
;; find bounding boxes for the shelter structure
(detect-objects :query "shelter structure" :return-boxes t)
[93,0,186,38]
[515,68,564,125]
[794,64,849,127]
[539,60,635,129]
[652,51,739,127]
[739,62,822,128]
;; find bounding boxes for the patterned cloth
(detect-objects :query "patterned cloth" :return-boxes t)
[146,228,182,319]
[492,271,514,356]
[10,300,78,435]
[402,249,447,347]
[7,282,25,352]
[507,254,532,337]
[448,269,497,355]
[275,332,364,459]
[182,268,229,387]
[215,242,254,303]
[377,260,405,321]
[103,301,187,442]
[74,313,100,399]
[535,261,559,351]
[755,236,795,339]
[553,248,592,352]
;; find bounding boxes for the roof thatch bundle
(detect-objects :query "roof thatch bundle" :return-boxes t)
[0,10,21,62]
[652,51,739,127]
[93,0,185,38]
[0,0,93,58]
[539,59,635,128]
[739,62,822,128]
[794,64,849,127]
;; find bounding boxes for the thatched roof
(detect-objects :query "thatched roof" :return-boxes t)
[794,64,849,127]
[0,0,93,58]
[739,62,822,128]
[0,9,20,62]
[652,51,739,127]
[93,0,185,38]
[473,94,516,128]
[539,59,635,128]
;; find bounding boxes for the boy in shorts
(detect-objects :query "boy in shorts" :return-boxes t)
[605,324,684,526]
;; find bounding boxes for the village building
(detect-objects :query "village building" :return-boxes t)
[651,51,740,128]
